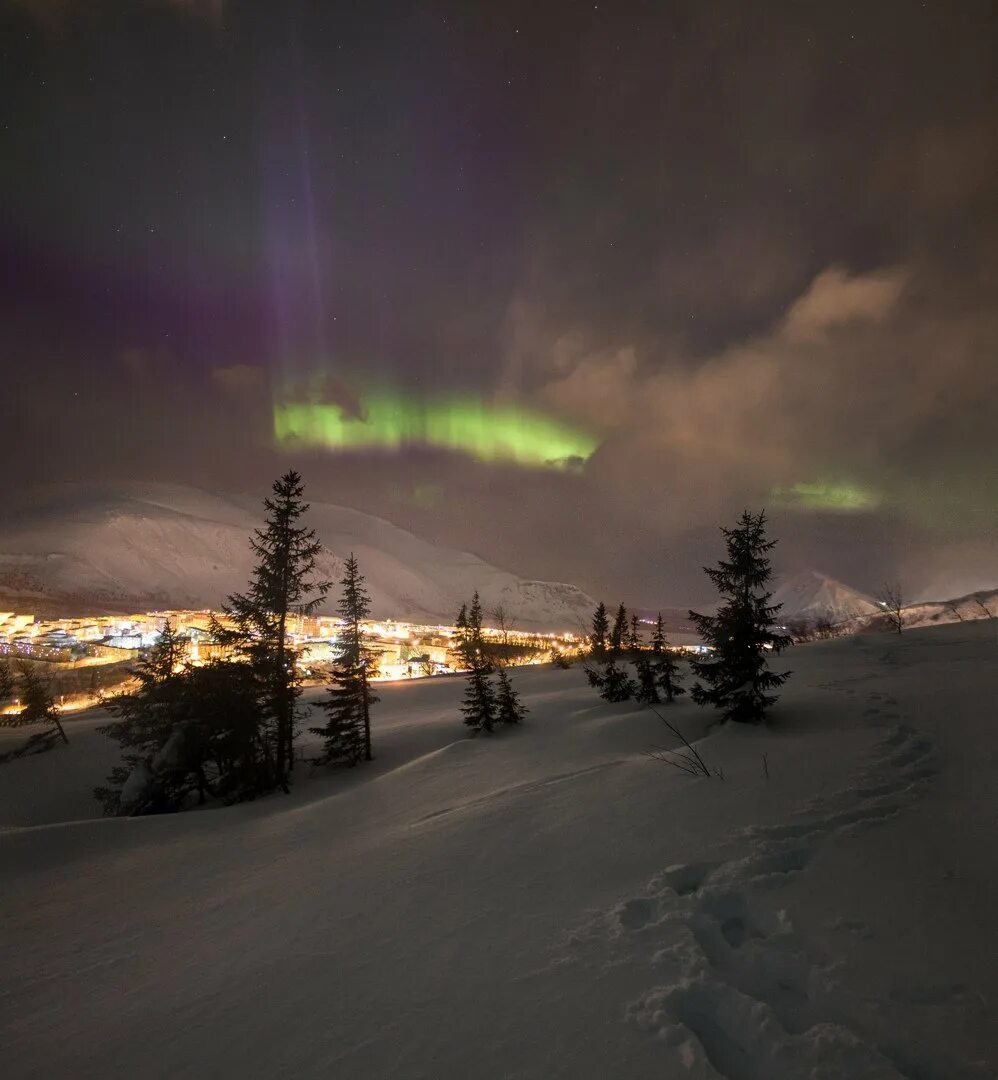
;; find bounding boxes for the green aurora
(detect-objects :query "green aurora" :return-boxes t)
[273,392,598,469]
[771,480,881,512]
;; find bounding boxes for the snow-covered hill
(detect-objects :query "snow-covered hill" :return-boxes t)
[902,586,998,630]
[1,623,996,1076]
[773,569,882,626]
[0,483,595,629]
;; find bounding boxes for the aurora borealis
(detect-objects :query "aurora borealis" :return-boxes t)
[771,482,881,514]
[2,0,997,602]
[274,393,596,469]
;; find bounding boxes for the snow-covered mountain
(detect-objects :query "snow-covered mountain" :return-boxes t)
[0,483,596,629]
[771,569,881,626]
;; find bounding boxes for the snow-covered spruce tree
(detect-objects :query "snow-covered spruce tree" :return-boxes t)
[688,510,791,723]
[312,553,379,765]
[95,630,262,813]
[461,662,497,733]
[590,602,609,659]
[214,471,329,792]
[495,664,528,725]
[94,622,190,813]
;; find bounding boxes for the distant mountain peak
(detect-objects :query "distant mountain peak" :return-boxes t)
[772,569,880,625]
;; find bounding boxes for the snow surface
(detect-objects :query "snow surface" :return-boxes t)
[1,623,996,1078]
[0,483,596,629]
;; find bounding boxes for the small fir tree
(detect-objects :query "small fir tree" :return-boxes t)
[312,553,379,765]
[688,510,791,723]
[16,663,69,744]
[634,656,660,705]
[495,665,528,725]
[651,613,666,654]
[656,648,686,703]
[600,658,636,703]
[590,602,609,659]
[0,664,71,763]
[628,613,642,651]
[467,590,492,672]
[610,603,628,656]
[461,664,497,733]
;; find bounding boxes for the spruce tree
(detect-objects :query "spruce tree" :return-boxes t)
[634,657,660,705]
[651,613,666,654]
[590,602,609,659]
[656,647,686,703]
[688,510,791,723]
[214,471,329,790]
[95,622,189,812]
[312,553,379,765]
[610,603,628,656]
[467,590,492,672]
[454,602,470,666]
[461,664,497,733]
[17,664,69,744]
[495,665,527,725]
[628,613,641,651]
[600,658,636,702]
[96,634,262,814]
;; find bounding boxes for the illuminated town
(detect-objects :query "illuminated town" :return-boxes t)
[0,609,586,717]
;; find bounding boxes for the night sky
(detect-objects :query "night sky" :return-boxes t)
[2,0,996,604]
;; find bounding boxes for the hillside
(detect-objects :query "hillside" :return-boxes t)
[0,483,596,630]
[771,569,881,626]
[1,623,996,1078]
[902,586,998,630]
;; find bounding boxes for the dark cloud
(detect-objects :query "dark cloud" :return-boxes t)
[1,0,996,605]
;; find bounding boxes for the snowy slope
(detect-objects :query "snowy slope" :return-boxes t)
[773,569,881,626]
[902,586,998,630]
[1,624,996,1078]
[0,483,596,629]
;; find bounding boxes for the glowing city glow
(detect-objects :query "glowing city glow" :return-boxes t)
[771,480,881,512]
[274,392,597,469]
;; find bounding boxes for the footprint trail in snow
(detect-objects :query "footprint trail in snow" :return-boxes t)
[563,694,993,1079]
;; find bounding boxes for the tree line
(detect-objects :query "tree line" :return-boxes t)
[2,485,796,805]
[88,471,530,815]
[583,510,792,725]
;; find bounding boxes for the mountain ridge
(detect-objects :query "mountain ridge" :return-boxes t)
[0,483,596,630]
